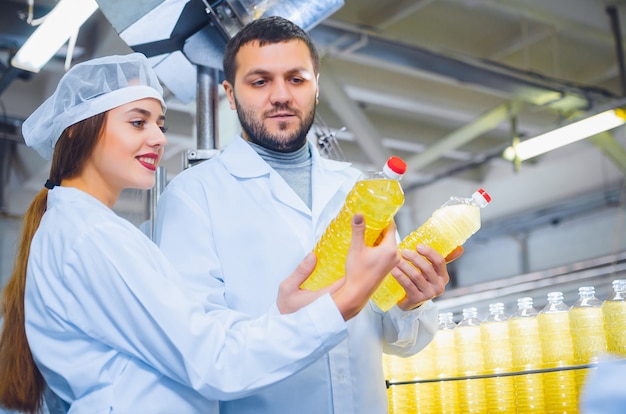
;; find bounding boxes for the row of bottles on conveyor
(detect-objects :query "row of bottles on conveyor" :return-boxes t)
[383,279,626,413]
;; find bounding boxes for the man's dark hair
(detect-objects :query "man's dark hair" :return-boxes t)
[222,16,320,84]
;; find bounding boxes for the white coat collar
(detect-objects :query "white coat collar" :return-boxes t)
[219,136,271,178]
[218,136,356,222]
[220,135,352,178]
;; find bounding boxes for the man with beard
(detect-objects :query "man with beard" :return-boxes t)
[154,16,459,414]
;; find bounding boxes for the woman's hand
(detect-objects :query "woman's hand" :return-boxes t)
[277,214,400,320]
[276,252,335,314]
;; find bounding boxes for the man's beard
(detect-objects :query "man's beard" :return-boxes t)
[235,99,316,153]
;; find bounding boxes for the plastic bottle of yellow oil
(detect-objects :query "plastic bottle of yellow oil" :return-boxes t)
[570,286,607,394]
[480,302,515,413]
[371,189,491,311]
[537,291,578,413]
[455,307,487,413]
[508,297,545,414]
[383,339,437,414]
[383,353,415,414]
[300,156,407,291]
[410,339,437,413]
[603,279,626,356]
[433,312,459,414]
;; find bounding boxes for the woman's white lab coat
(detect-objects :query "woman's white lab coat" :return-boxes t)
[24,186,348,413]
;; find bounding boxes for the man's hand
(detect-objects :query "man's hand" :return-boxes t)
[392,245,463,311]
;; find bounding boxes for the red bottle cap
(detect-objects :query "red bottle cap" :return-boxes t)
[477,188,491,203]
[386,156,407,175]
[473,188,491,207]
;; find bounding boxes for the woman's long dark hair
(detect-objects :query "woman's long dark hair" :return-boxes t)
[0,113,106,413]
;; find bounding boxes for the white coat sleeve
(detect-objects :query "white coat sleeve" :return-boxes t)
[378,300,439,356]
[370,229,438,357]
[62,220,348,401]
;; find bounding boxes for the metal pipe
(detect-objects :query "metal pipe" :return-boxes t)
[386,362,607,387]
[196,65,219,150]
[149,166,167,241]
[311,21,610,109]
[606,5,626,96]
[0,140,14,213]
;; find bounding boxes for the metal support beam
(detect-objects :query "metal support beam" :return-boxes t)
[590,131,626,175]
[606,5,626,96]
[318,66,390,167]
[185,64,220,168]
[436,250,626,316]
[196,65,219,150]
[515,232,530,275]
[405,101,524,173]
[311,21,611,112]
[0,140,14,213]
[362,0,435,30]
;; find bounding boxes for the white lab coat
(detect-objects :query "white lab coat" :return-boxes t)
[155,136,438,414]
[24,186,348,413]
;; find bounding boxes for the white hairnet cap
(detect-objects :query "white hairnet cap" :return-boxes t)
[22,53,166,160]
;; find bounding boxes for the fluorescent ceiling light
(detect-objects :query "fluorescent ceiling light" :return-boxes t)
[503,107,626,162]
[11,0,99,73]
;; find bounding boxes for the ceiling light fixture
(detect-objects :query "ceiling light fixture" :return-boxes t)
[11,0,99,73]
[503,103,626,162]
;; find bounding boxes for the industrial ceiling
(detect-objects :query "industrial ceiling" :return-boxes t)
[1,0,626,237]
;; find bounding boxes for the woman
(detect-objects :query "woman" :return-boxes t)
[0,53,400,413]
